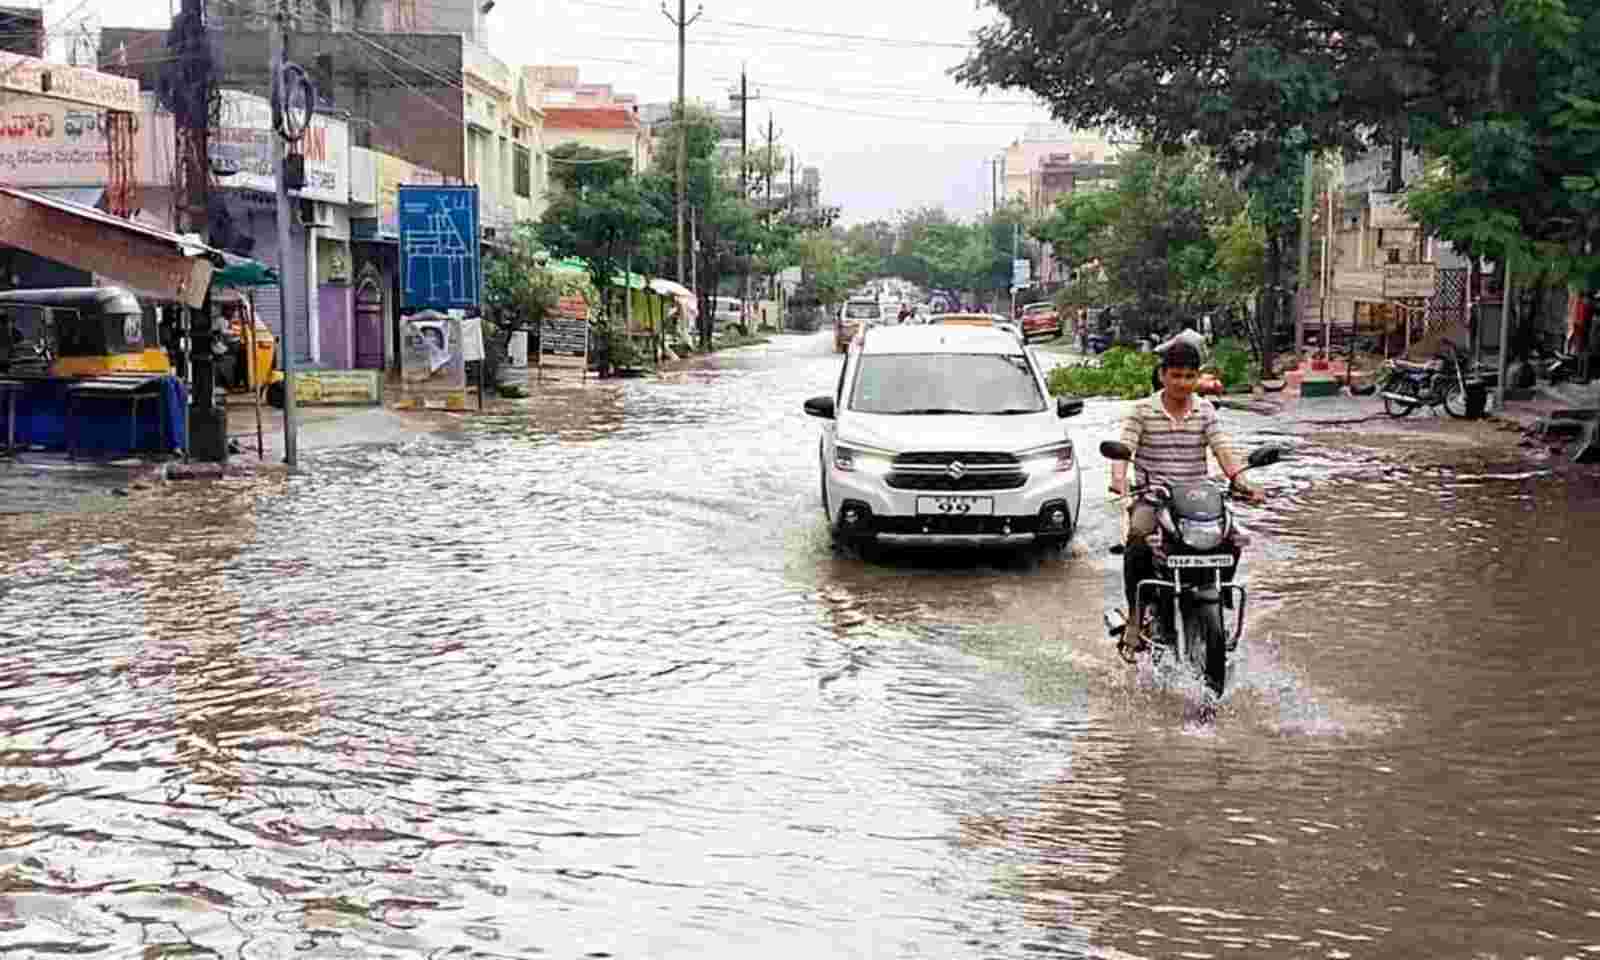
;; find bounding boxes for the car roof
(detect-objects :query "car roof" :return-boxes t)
[860,324,1025,355]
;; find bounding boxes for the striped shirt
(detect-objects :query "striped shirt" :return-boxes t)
[1120,390,1230,486]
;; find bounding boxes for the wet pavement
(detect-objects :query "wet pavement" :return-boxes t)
[2,332,1598,958]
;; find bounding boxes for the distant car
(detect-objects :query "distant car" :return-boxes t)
[836,298,883,353]
[802,323,1085,552]
[1019,301,1063,342]
[712,296,745,331]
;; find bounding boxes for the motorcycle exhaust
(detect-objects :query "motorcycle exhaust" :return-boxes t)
[1104,608,1127,638]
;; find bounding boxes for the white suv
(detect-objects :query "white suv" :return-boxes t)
[803,324,1085,550]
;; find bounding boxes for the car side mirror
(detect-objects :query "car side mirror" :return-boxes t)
[803,395,835,420]
[1099,440,1133,462]
[1056,396,1084,419]
[1248,444,1286,469]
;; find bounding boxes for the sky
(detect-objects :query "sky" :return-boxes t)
[75,0,1062,224]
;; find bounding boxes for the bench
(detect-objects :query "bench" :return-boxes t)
[65,374,167,461]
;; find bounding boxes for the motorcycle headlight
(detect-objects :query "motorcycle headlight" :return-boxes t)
[1177,518,1226,550]
[833,442,895,476]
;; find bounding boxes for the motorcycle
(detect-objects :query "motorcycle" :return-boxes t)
[1379,340,1476,418]
[1100,441,1286,696]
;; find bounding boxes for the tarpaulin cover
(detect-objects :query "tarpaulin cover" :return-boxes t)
[7,376,188,456]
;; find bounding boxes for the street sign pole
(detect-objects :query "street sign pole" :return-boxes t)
[271,4,299,468]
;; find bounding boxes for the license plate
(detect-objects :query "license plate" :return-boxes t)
[1166,554,1233,569]
[915,495,994,516]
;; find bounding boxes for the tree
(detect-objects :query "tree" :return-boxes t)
[538,175,667,328]
[547,141,634,193]
[1033,190,1120,273]
[483,222,590,386]
[1404,0,1600,360]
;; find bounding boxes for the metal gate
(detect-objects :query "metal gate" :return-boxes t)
[1420,267,1468,343]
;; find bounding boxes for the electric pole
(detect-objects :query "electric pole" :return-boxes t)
[271,0,300,467]
[738,65,749,197]
[731,65,761,334]
[764,112,779,216]
[174,0,226,462]
[662,0,702,291]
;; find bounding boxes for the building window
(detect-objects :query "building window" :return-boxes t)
[514,145,531,198]
[465,93,475,109]
[487,101,495,117]
[513,124,524,141]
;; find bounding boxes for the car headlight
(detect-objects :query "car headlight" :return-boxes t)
[1177,518,1226,550]
[1021,440,1075,474]
[833,442,895,476]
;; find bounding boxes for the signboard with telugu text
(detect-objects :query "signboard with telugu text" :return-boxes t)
[0,53,139,113]
[0,98,113,185]
[1383,263,1438,299]
[292,370,382,406]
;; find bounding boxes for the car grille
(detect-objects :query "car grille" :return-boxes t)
[886,451,1026,491]
[885,472,1026,491]
[876,514,1039,535]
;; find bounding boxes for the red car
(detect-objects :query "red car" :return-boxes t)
[1019,301,1063,342]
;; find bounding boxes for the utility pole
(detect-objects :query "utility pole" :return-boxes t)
[764,112,780,215]
[732,65,761,334]
[662,0,703,292]
[738,66,749,198]
[271,0,299,467]
[1295,150,1315,353]
[175,0,226,462]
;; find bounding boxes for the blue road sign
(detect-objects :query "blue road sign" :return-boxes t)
[399,185,481,312]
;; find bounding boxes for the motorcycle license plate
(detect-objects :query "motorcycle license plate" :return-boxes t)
[915,495,994,516]
[1166,554,1233,569]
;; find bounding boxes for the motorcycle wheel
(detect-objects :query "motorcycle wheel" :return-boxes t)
[1183,604,1228,697]
[1382,375,1419,418]
[1443,379,1470,419]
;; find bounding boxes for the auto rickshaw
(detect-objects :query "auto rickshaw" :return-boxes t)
[211,289,284,405]
[0,287,171,377]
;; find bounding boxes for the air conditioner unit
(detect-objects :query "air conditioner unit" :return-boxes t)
[298,199,335,230]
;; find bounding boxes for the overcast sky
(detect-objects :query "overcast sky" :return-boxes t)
[81,0,1059,224]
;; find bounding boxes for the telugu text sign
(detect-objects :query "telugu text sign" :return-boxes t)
[399,185,480,312]
[1383,263,1438,299]
[0,53,139,113]
[0,98,113,185]
[540,317,589,368]
[292,369,382,406]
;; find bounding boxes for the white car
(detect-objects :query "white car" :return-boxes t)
[803,324,1085,550]
[712,296,745,331]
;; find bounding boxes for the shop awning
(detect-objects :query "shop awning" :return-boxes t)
[28,187,105,210]
[212,252,279,288]
[0,186,220,307]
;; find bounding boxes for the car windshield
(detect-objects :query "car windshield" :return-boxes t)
[844,302,879,319]
[849,353,1045,415]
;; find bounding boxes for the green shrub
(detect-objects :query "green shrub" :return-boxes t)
[1046,346,1159,399]
[1211,337,1259,390]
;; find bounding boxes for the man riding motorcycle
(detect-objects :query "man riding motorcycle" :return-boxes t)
[1111,341,1263,654]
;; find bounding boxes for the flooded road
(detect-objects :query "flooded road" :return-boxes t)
[2,332,1597,958]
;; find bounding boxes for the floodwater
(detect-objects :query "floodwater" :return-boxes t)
[2,333,1597,958]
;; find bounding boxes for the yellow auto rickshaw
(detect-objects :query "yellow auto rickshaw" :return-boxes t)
[211,289,284,403]
[0,286,172,378]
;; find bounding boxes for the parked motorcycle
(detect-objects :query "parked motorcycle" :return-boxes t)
[1101,441,1286,696]
[1379,340,1476,418]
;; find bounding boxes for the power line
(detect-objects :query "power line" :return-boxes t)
[557,0,971,49]
[763,95,1050,127]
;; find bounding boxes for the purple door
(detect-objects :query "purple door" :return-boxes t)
[354,268,385,370]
